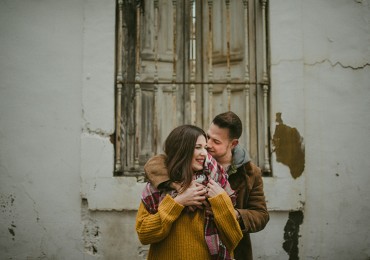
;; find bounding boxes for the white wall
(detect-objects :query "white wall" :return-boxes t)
[300,1,370,259]
[1,0,369,259]
[0,0,85,258]
[263,0,370,259]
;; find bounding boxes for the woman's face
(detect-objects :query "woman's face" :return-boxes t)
[191,135,208,172]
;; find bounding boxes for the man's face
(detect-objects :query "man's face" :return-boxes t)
[206,123,238,163]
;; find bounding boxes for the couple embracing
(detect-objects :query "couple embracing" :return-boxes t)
[136,111,269,260]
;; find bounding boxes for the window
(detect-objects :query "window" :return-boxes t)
[114,0,271,176]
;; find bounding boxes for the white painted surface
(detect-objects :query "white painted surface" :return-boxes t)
[0,0,369,259]
[0,0,85,258]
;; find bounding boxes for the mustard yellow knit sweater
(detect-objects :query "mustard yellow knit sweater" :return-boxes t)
[136,192,243,260]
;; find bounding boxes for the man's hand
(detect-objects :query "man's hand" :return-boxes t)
[174,181,207,207]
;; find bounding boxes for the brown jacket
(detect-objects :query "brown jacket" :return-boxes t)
[228,161,269,260]
[144,155,269,260]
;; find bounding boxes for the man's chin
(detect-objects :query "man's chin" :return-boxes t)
[207,151,217,158]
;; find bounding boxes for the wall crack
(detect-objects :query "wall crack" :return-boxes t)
[305,59,370,70]
[272,58,370,70]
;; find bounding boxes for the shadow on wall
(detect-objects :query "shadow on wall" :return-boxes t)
[272,113,305,179]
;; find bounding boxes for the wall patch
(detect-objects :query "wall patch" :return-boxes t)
[272,113,305,178]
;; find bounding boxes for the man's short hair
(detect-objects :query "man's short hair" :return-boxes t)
[212,111,243,140]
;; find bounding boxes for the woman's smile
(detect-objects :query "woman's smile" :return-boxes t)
[192,135,207,172]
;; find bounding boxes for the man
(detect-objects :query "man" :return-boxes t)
[144,111,269,260]
[206,111,269,259]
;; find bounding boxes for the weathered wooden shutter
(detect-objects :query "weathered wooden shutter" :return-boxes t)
[115,0,271,176]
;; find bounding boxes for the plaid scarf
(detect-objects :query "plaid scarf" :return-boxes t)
[141,153,236,260]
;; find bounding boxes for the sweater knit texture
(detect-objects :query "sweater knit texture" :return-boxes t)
[136,193,242,260]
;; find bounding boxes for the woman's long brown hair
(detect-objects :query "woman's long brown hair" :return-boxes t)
[164,125,206,191]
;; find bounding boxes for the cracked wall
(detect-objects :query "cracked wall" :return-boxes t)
[0,0,369,259]
[0,0,85,258]
[82,199,100,256]
[81,198,146,259]
[268,0,370,259]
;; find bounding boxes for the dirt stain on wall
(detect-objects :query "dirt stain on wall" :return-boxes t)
[1,194,16,241]
[283,211,304,260]
[272,113,305,179]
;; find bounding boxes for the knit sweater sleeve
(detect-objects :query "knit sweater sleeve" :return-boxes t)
[209,192,243,252]
[136,194,184,245]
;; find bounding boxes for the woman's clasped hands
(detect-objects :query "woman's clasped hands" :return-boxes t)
[173,179,226,210]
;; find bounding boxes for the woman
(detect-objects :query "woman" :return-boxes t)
[136,125,242,260]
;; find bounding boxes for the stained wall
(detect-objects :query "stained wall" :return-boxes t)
[0,0,369,259]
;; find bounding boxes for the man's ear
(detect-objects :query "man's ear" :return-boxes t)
[231,139,239,149]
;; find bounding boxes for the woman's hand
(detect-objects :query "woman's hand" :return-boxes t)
[206,179,226,198]
[174,181,207,207]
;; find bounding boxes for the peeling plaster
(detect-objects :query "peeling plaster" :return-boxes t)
[272,113,305,179]
[81,109,113,138]
[1,194,16,241]
[82,125,112,138]
[283,211,304,260]
[138,245,149,259]
[81,198,101,256]
[8,222,16,239]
